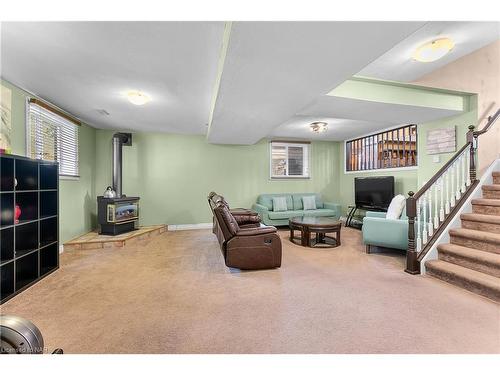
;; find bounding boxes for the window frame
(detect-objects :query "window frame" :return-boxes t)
[25,98,80,179]
[344,124,419,174]
[269,141,311,180]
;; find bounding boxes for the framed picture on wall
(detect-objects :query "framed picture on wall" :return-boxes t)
[426,127,456,155]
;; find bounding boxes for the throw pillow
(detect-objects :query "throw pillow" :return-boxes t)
[302,195,317,210]
[272,197,288,212]
[386,194,406,220]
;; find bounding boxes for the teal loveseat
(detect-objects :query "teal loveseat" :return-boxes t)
[252,193,341,226]
[362,210,409,252]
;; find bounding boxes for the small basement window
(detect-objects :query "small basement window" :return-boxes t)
[26,99,80,178]
[270,141,310,179]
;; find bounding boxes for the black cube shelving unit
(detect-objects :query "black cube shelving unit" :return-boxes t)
[0,154,59,304]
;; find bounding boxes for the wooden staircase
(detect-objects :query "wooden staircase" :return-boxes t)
[426,171,500,302]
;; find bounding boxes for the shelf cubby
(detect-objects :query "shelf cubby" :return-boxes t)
[16,191,39,222]
[40,243,58,276]
[40,191,57,218]
[1,227,14,263]
[40,163,58,190]
[15,159,39,191]
[40,217,58,247]
[1,157,15,191]
[15,221,39,257]
[1,262,15,301]
[1,154,59,304]
[1,193,14,227]
[15,251,39,290]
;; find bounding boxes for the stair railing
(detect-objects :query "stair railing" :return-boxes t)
[405,109,500,274]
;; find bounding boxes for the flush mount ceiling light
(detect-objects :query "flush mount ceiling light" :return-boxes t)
[126,90,151,105]
[309,122,328,133]
[413,38,454,63]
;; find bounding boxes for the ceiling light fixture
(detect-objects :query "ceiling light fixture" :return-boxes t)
[126,90,151,105]
[413,38,454,63]
[310,122,328,133]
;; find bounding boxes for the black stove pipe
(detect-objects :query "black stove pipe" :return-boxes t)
[112,132,132,198]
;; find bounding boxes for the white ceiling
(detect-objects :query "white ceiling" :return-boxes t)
[270,93,463,141]
[269,116,391,142]
[359,21,499,82]
[1,21,495,144]
[0,22,225,134]
[207,21,425,144]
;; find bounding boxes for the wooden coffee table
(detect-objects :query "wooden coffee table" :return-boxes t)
[289,216,342,248]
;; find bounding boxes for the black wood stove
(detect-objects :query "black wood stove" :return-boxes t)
[97,133,140,235]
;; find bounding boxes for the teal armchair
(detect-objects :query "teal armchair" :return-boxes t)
[362,210,408,253]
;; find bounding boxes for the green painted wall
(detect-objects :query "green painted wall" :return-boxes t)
[1,79,96,242]
[94,130,341,225]
[330,77,468,111]
[417,96,478,188]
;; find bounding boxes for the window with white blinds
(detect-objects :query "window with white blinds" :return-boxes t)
[27,100,79,177]
[270,141,310,178]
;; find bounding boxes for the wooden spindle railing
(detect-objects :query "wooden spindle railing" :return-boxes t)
[405,109,500,274]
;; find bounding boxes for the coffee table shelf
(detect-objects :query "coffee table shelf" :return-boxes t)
[289,216,342,248]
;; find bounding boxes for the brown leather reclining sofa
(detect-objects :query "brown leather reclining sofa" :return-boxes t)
[207,192,282,270]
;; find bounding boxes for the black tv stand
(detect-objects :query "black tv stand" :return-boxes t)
[345,205,387,229]
[345,206,361,229]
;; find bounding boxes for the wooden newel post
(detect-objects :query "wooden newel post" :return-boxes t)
[405,191,419,274]
[467,125,476,183]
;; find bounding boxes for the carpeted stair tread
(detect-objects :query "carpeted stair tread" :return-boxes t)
[482,184,500,191]
[471,198,500,206]
[437,243,500,277]
[460,213,500,224]
[449,228,500,243]
[426,260,500,302]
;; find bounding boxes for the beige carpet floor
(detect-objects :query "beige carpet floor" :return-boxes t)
[1,227,499,353]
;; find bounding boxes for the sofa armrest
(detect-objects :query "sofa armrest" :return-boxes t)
[365,211,386,219]
[323,202,341,218]
[362,217,408,250]
[234,214,261,224]
[236,225,277,236]
[252,203,269,215]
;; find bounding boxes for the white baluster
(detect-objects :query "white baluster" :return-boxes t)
[455,160,461,201]
[450,167,456,207]
[428,189,434,237]
[445,171,451,215]
[434,181,439,229]
[461,153,466,193]
[422,194,428,245]
[466,145,471,187]
[416,198,422,252]
[439,178,445,222]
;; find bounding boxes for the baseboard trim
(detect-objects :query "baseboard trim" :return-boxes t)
[59,245,64,254]
[167,223,212,231]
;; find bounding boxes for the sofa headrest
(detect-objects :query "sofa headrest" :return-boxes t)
[257,194,293,211]
[291,193,323,210]
[214,203,240,238]
[208,192,229,210]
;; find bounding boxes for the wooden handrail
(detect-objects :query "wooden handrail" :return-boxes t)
[473,108,500,136]
[405,108,499,274]
[413,141,472,201]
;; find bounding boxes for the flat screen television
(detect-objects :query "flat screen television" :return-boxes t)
[354,176,394,211]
